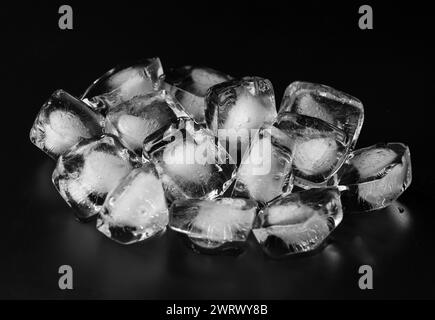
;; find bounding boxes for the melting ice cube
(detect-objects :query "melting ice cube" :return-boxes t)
[105,91,187,154]
[276,112,349,188]
[205,77,277,163]
[252,187,343,258]
[232,125,294,204]
[339,143,412,212]
[170,197,257,252]
[143,118,236,202]
[164,66,232,124]
[52,135,141,221]
[279,81,364,150]
[81,58,164,114]
[29,90,104,159]
[97,164,168,244]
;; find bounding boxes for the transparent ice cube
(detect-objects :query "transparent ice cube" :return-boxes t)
[52,135,141,221]
[163,85,204,124]
[205,77,277,163]
[275,112,349,188]
[30,90,104,159]
[105,91,188,154]
[143,118,236,203]
[169,197,257,252]
[252,187,343,258]
[164,66,232,124]
[232,125,294,204]
[165,65,233,97]
[97,164,168,244]
[81,58,164,114]
[279,81,364,150]
[339,143,412,212]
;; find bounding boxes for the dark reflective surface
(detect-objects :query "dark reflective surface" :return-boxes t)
[2,159,433,299]
[4,2,435,299]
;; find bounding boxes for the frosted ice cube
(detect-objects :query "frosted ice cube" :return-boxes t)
[81,58,164,114]
[253,187,343,258]
[97,164,168,244]
[52,135,141,221]
[232,125,294,204]
[30,90,104,159]
[279,81,364,150]
[164,66,232,124]
[143,118,236,202]
[276,112,349,188]
[339,143,412,212]
[205,77,277,163]
[105,91,188,154]
[170,197,257,252]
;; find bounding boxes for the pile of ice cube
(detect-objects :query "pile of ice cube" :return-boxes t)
[29,58,412,258]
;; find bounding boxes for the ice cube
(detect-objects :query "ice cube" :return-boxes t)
[143,118,236,202]
[279,81,364,150]
[252,187,343,258]
[205,77,277,163]
[163,85,204,124]
[165,65,233,97]
[81,58,164,114]
[339,143,412,212]
[232,125,294,204]
[276,112,349,188]
[164,66,232,124]
[97,164,168,244]
[30,90,104,159]
[169,197,257,252]
[105,91,188,154]
[52,135,141,221]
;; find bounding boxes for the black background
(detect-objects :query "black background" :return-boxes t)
[2,1,435,299]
